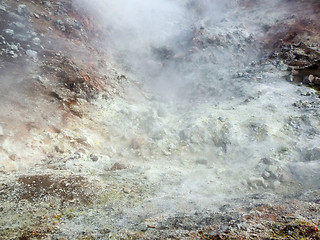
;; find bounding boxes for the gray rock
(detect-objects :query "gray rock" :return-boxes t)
[17,4,27,15]
[32,37,41,45]
[42,1,52,8]
[8,51,17,58]
[30,31,38,37]
[266,165,277,174]
[12,22,26,29]
[4,29,14,36]
[279,173,291,183]
[218,116,226,122]
[151,130,164,140]
[304,148,320,162]
[34,75,49,84]
[157,107,167,118]
[260,157,273,165]
[262,171,270,179]
[9,43,18,51]
[0,5,6,12]
[55,20,66,32]
[272,180,281,189]
[289,162,320,187]
[195,159,208,165]
[26,49,38,60]
[13,33,31,42]
[41,13,50,21]
[179,129,189,141]
[90,154,99,162]
[247,177,266,189]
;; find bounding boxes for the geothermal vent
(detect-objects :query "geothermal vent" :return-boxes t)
[0,0,320,239]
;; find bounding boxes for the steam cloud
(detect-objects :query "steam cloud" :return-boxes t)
[72,0,320,215]
[74,0,258,99]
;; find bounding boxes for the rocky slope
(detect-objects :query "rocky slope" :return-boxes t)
[0,0,319,239]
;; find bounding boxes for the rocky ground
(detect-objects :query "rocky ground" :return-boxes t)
[0,0,320,239]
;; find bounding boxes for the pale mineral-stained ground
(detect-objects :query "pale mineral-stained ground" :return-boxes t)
[0,0,320,239]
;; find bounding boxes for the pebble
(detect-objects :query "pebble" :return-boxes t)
[123,188,131,194]
[218,116,227,122]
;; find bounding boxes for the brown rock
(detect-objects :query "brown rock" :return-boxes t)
[130,138,144,149]
[313,76,320,85]
[302,74,314,84]
[110,162,126,171]
[54,145,65,153]
[291,69,299,76]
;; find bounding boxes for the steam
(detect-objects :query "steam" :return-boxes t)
[75,0,187,51]
[74,0,250,99]
[74,0,299,100]
[71,0,320,217]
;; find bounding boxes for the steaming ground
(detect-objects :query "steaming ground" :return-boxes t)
[1,0,320,239]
